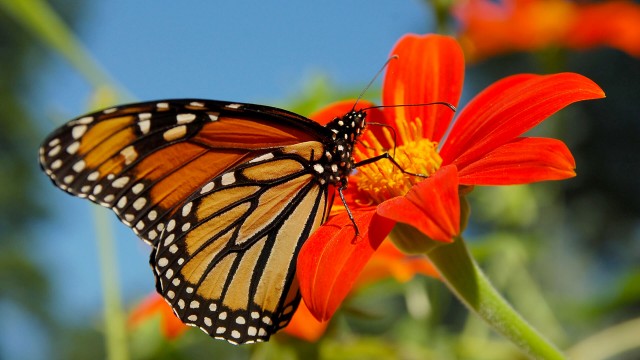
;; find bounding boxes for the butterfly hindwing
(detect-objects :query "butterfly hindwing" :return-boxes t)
[151,142,332,344]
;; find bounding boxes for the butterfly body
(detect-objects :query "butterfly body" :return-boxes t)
[39,99,366,344]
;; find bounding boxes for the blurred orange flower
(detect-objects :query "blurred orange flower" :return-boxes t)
[455,0,640,60]
[129,293,187,339]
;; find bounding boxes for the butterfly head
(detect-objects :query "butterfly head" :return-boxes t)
[319,109,367,187]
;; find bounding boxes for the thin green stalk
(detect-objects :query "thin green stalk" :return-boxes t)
[567,317,640,360]
[391,224,565,360]
[93,207,129,360]
[0,0,128,97]
[1,2,131,358]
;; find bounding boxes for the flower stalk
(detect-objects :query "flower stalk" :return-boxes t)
[390,224,566,359]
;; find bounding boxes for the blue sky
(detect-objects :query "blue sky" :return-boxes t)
[33,0,436,331]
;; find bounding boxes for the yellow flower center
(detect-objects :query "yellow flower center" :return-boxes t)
[355,119,442,204]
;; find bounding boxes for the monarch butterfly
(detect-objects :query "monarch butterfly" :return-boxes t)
[39,98,369,344]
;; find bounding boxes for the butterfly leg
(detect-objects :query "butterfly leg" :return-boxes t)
[354,152,429,178]
[337,186,360,236]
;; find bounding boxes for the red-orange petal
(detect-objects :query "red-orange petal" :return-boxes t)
[440,72,605,170]
[297,208,395,321]
[355,241,439,287]
[282,300,329,342]
[377,165,460,242]
[308,99,383,126]
[383,34,465,143]
[457,137,576,185]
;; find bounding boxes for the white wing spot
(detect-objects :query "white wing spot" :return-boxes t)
[169,244,178,253]
[262,316,272,325]
[92,184,103,195]
[158,258,169,267]
[226,103,242,109]
[204,317,212,327]
[120,146,138,165]
[157,102,169,109]
[87,171,100,181]
[148,230,157,240]
[201,182,214,194]
[138,112,152,120]
[181,223,191,232]
[177,113,196,124]
[63,175,74,184]
[163,125,187,142]
[209,303,217,311]
[216,327,226,334]
[135,221,145,230]
[251,312,260,319]
[148,210,157,220]
[72,125,88,139]
[172,278,180,286]
[249,153,275,163]
[186,287,193,293]
[103,108,117,114]
[182,202,193,216]
[81,185,91,193]
[190,101,205,107]
[177,258,184,265]
[117,197,127,209]
[248,327,257,336]
[163,234,175,246]
[313,164,324,173]
[138,119,150,134]
[73,116,93,125]
[132,197,146,210]
[258,328,267,336]
[190,301,200,309]
[72,160,85,172]
[188,315,197,321]
[208,112,220,121]
[221,172,235,185]
[48,145,61,157]
[48,138,60,147]
[124,213,135,222]
[167,219,176,232]
[103,194,114,203]
[177,299,184,309]
[51,159,62,170]
[231,330,241,339]
[112,176,130,188]
[132,183,145,194]
[167,290,175,299]
[236,316,246,325]
[166,269,174,279]
[66,142,80,154]
[219,312,227,320]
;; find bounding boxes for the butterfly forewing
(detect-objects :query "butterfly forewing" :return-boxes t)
[39,100,326,244]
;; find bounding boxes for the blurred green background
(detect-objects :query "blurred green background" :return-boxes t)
[1,0,639,359]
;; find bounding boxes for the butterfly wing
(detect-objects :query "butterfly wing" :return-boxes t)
[152,141,331,344]
[39,99,335,343]
[39,99,328,244]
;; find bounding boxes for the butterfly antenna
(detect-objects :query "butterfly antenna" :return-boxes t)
[361,102,457,113]
[353,55,399,111]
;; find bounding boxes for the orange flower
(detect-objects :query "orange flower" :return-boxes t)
[129,293,187,339]
[296,34,604,322]
[455,0,640,60]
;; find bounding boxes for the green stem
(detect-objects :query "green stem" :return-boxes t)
[391,225,565,359]
[0,0,128,96]
[94,207,129,360]
[430,236,564,359]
